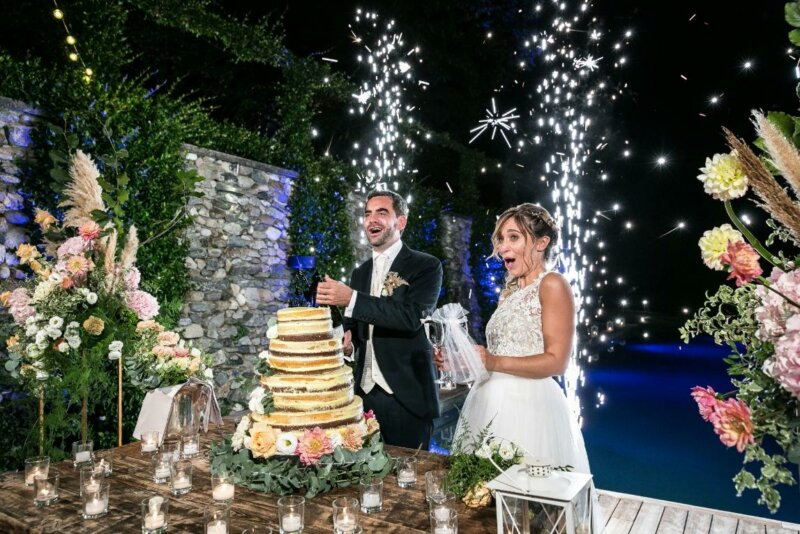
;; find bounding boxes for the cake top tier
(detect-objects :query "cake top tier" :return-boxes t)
[276,307,331,322]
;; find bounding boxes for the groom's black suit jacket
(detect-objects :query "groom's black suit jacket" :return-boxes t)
[345,243,443,420]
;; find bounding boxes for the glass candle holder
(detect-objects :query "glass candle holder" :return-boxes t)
[33,469,59,507]
[211,472,235,504]
[82,480,109,519]
[429,492,457,523]
[204,504,230,534]
[277,495,305,534]
[332,496,360,534]
[429,509,457,534]
[359,479,383,514]
[72,440,94,467]
[182,432,200,459]
[169,459,193,496]
[141,430,160,453]
[152,451,173,484]
[95,455,113,477]
[425,470,446,503]
[141,495,169,534]
[24,456,49,486]
[395,456,417,488]
[80,464,105,496]
[162,437,181,462]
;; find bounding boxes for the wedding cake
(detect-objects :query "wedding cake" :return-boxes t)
[253,307,364,431]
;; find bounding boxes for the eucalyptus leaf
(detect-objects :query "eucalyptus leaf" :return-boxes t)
[787,2,800,27]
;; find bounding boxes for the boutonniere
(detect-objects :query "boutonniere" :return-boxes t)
[382,271,409,296]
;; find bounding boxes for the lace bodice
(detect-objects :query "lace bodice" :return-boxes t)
[485,272,548,357]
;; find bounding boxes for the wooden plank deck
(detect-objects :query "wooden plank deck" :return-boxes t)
[598,489,800,534]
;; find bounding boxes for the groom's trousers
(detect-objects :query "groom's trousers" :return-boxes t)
[361,386,432,450]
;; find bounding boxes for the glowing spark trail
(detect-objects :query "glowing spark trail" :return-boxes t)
[469,98,520,148]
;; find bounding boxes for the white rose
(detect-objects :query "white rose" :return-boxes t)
[498,443,515,461]
[266,325,278,339]
[248,388,266,414]
[109,340,124,351]
[25,325,38,337]
[68,321,79,330]
[108,351,122,361]
[36,337,49,350]
[86,292,98,305]
[35,330,47,345]
[26,345,41,358]
[276,432,298,455]
[475,445,492,459]
[67,336,81,349]
[48,316,64,329]
[58,342,70,354]
[231,431,244,451]
[47,327,62,340]
[488,438,500,452]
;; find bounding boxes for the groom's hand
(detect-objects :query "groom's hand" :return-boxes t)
[316,275,354,307]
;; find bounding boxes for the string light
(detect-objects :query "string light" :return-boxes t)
[51,1,94,82]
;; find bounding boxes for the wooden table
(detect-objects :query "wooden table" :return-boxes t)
[0,422,496,533]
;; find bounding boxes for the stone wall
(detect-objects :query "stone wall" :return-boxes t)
[0,97,38,280]
[179,145,295,402]
[440,214,484,342]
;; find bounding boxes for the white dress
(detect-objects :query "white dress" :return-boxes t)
[455,271,591,472]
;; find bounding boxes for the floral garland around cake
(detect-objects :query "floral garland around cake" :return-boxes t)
[210,326,392,497]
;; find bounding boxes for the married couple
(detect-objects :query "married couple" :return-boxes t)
[316,189,591,476]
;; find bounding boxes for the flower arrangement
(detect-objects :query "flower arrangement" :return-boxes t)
[681,81,800,508]
[0,150,213,451]
[445,422,526,508]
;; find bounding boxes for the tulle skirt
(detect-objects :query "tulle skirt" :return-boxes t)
[455,372,591,473]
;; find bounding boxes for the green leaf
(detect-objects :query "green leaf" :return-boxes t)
[116,149,129,160]
[767,111,795,139]
[790,28,800,47]
[787,2,800,27]
[4,360,18,372]
[788,444,800,465]
[49,167,68,182]
[117,173,129,186]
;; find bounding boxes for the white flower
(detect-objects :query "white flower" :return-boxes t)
[58,342,70,354]
[109,340,123,352]
[32,280,58,302]
[248,387,266,414]
[26,344,41,358]
[48,316,64,329]
[25,316,37,326]
[68,321,79,330]
[46,327,62,340]
[329,431,343,449]
[276,432,298,455]
[698,151,748,201]
[86,292,98,305]
[266,325,278,339]
[25,325,38,337]
[35,370,49,381]
[236,415,251,433]
[698,224,744,270]
[67,336,81,349]
[243,435,252,451]
[204,368,214,380]
[108,351,122,361]
[498,442,515,461]
[78,288,89,296]
[475,444,492,459]
[190,347,201,357]
[48,272,63,284]
[231,431,244,451]
[232,403,244,412]
[488,437,500,452]
[258,350,269,360]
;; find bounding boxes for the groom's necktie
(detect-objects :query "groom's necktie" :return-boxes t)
[362,254,392,394]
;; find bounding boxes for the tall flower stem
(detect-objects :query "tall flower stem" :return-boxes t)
[756,276,800,310]
[38,385,44,456]
[725,201,781,268]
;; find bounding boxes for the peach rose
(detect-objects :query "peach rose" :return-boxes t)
[249,422,279,459]
[83,316,105,335]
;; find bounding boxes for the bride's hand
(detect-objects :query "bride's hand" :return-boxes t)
[475,345,494,371]
[433,346,445,370]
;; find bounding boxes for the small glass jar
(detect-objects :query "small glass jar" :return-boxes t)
[204,503,230,534]
[152,451,173,484]
[332,496,360,534]
[94,454,113,477]
[395,456,417,488]
[169,459,193,496]
[182,432,201,459]
[80,464,105,496]
[429,509,457,534]
[359,479,383,514]
[277,495,305,533]
[72,440,94,468]
[141,495,169,534]
[141,430,160,454]
[211,472,235,504]
[82,480,109,519]
[33,469,59,507]
[24,456,49,486]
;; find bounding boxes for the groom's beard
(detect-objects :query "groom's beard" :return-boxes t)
[367,226,399,249]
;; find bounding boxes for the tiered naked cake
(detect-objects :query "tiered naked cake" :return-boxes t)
[251,306,365,433]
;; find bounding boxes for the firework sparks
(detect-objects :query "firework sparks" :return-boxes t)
[469,98,520,148]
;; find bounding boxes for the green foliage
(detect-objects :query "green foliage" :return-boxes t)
[210,432,392,497]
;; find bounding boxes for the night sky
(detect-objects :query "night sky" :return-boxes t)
[267,0,799,342]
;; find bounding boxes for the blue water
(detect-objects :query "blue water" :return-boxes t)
[581,339,800,523]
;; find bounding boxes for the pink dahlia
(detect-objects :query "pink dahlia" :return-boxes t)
[157,331,180,347]
[65,255,90,278]
[56,236,87,258]
[7,288,34,325]
[364,409,376,420]
[710,398,755,453]
[79,220,102,242]
[296,427,333,466]
[720,241,762,287]
[124,290,160,321]
[690,385,720,421]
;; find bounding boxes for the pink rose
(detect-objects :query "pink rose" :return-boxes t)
[296,427,333,466]
[720,241,762,287]
[710,398,755,453]
[364,409,376,420]
[690,385,720,422]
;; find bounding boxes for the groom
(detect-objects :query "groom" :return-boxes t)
[316,189,443,449]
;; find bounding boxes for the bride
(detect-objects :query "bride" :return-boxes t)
[452,204,599,530]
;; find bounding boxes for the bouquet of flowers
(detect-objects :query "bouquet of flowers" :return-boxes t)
[445,421,526,508]
[681,94,800,509]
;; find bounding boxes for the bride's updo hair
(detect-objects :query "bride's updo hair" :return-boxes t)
[491,203,560,297]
